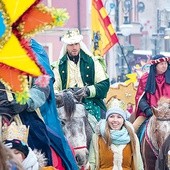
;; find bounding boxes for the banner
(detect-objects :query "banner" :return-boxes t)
[91,0,119,56]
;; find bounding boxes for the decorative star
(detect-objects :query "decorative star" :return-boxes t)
[124,73,138,85]
[0,0,69,103]
[106,83,137,106]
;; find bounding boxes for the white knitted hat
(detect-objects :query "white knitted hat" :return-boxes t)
[106,107,126,120]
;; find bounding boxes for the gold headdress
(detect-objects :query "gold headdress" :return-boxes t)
[2,122,29,144]
[106,98,126,111]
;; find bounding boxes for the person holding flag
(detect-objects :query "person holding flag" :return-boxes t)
[53,29,110,121]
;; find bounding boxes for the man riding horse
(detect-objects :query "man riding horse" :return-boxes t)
[132,54,170,169]
[133,54,170,133]
[53,29,110,120]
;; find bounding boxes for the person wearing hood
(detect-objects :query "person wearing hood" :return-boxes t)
[53,29,110,121]
[133,54,170,133]
[88,107,143,170]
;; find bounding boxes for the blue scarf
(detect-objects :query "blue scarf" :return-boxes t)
[99,120,130,145]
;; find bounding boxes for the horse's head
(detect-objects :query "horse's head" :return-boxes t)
[151,97,170,148]
[56,89,92,169]
[61,117,89,168]
[141,97,170,170]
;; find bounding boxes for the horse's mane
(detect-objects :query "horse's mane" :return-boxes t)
[62,91,76,119]
[56,90,76,119]
[56,88,88,120]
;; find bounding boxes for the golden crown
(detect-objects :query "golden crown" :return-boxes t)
[107,98,126,111]
[1,122,29,144]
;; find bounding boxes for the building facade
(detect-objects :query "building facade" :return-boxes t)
[34,0,170,81]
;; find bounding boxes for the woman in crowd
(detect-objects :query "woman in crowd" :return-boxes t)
[88,107,143,170]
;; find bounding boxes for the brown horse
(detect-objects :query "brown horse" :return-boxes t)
[141,97,170,170]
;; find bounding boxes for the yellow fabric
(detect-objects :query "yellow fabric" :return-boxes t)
[0,34,42,76]
[124,73,138,85]
[2,0,36,23]
[107,24,115,35]
[99,7,107,18]
[133,116,146,133]
[66,60,84,88]
[91,4,109,56]
[91,0,118,56]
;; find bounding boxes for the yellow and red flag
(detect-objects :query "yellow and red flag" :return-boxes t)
[91,0,119,56]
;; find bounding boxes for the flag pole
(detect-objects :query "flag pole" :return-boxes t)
[117,41,131,74]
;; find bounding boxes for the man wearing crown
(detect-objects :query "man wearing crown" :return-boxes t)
[53,29,110,121]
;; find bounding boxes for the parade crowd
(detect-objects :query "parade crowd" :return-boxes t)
[0,29,170,170]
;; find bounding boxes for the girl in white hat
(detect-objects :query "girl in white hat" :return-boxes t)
[88,107,144,170]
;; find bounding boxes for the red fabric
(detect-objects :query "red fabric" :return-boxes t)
[50,147,65,170]
[135,73,148,118]
[135,73,170,118]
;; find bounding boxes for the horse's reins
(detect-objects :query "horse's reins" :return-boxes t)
[74,146,87,150]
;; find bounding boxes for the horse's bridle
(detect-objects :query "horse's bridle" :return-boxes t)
[74,146,87,150]
[157,117,170,121]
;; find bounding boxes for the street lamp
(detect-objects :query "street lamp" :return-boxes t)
[118,16,133,82]
[164,22,170,51]
[164,22,170,40]
[151,33,161,56]
[120,16,133,37]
